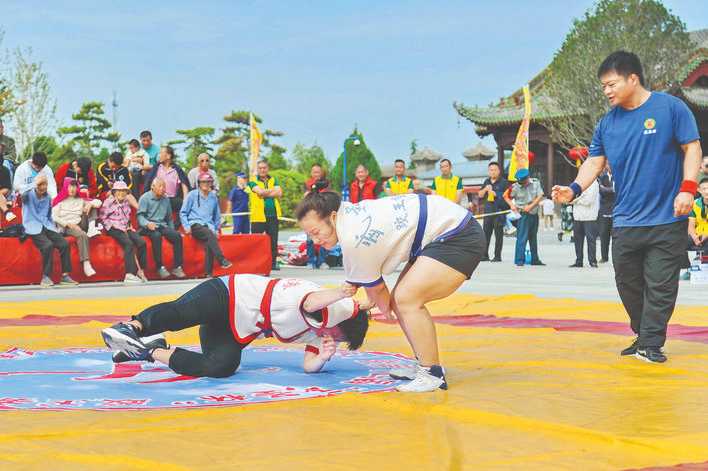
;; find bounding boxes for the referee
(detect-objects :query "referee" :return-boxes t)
[552,51,702,363]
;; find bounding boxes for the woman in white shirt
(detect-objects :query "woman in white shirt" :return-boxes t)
[296,191,485,392]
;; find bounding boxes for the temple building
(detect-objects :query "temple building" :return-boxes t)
[455,29,708,194]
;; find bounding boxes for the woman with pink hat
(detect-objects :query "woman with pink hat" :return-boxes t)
[99,180,147,283]
[52,179,102,277]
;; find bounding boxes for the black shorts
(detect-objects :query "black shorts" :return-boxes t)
[416,217,485,279]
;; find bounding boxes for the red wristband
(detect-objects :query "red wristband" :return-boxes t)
[679,180,698,195]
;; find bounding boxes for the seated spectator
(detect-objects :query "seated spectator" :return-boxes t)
[349,164,379,203]
[21,175,77,288]
[144,146,189,229]
[0,152,14,222]
[99,181,147,284]
[97,151,138,208]
[0,118,17,167]
[13,151,58,199]
[54,156,98,198]
[140,130,160,172]
[226,172,250,234]
[52,179,102,277]
[137,178,185,279]
[180,173,232,277]
[384,159,413,196]
[188,153,220,193]
[124,139,148,200]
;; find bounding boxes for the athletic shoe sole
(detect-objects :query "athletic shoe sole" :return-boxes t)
[634,352,667,364]
[101,327,145,355]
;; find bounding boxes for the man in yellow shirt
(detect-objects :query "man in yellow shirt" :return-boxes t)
[384,159,413,196]
[248,160,283,271]
[430,159,463,203]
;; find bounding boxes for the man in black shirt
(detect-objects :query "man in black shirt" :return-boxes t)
[477,162,509,262]
[597,164,615,263]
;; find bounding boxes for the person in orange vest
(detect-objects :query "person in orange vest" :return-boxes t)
[349,164,379,203]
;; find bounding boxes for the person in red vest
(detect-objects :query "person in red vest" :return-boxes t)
[349,164,379,203]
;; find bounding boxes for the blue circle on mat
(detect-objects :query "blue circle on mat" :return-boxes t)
[0,346,414,410]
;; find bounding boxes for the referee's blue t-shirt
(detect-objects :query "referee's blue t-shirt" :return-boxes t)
[588,92,700,228]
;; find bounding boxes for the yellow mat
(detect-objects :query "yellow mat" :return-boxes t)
[1,292,707,471]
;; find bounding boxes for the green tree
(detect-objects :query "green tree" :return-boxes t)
[271,169,306,225]
[265,143,291,171]
[57,101,120,159]
[169,126,215,168]
[330,129,381,193]
[543,0,692,148]
[292,143,330,175]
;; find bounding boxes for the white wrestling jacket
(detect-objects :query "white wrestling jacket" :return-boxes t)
[218,274,358,353]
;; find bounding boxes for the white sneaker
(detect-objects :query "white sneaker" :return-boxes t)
[5,212,16,222]
[124,273,142,283]
[40,275,54,288]
[86,224,101,238]
[83,261,96,277]
[396,365,448,393]
[389,363,418,380]
[158,266,170,279]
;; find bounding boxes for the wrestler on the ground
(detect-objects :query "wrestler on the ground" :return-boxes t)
[296,191,485,392]
[101,274,369,378]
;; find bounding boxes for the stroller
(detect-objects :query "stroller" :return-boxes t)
[557,204,574,242]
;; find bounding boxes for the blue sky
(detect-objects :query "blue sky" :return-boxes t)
[1,0,706,165]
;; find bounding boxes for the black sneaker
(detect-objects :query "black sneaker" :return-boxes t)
[220,259,233,269]
[112,333,168,363]
[635,347,667,363]
[569,262,583,268]
[530,261,546,266]
[491,258,502,262]
[620,337,639,356]
[101,323,151,361]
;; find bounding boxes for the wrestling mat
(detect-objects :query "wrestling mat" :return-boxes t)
[1,292,708,470]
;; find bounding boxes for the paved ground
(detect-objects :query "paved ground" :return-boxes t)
[1,227,705,305]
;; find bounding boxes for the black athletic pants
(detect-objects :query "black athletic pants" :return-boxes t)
[252,214,279,268]
[190,223,226,276]
[612,221,686,348]
[483,214,505,260]
[106,228,147,275]
[140,226,183,268]
[598,216,612,261]
[572,220,598,265]
[135,278,244,378]
[31,228,71,276]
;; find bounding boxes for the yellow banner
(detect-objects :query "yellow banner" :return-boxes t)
[508,85,531,182]
[249,113,262,176]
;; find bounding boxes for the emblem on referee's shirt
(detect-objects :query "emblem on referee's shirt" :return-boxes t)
[643,118,657,135]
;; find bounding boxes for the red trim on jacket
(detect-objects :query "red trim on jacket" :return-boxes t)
[349,177,378,203]
[305,345,320,355]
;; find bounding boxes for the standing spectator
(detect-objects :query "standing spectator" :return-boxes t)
[687,177,708,252]
[304,163,330,269]
[552,51,702,363]
[384,159,413,196]
[0,118,17,169]
[52,179,102,277]
[697,155,708,189]
[431,158,463,203]
[226,172,250,234]
[100,181,147,284]
[248,160,282,271]
[96,152,137,209]
[597,164,615,263]
[304,163,330,195]
[569,179,600,268]
[22,175,77,287]
[140,130,160,171]
[181,173,232,277]
[349,164,379,203]
[124,139,148,199]
[143,146,190,229]
[0,152,14,222]
[13,151,58,198]
[541,198,555,230]
[137,178,185,279]
[54,157,98,198]
[478,161,509,262]
[504,168,545,267]
[188,153,220,193]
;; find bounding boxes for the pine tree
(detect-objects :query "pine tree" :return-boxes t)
[330,129,381,192]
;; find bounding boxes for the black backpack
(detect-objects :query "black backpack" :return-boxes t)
[0,224,28,242]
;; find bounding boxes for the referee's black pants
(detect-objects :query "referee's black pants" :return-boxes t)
[612,221,686,348]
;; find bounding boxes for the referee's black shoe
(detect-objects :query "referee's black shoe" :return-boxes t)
[636,347,667,363]
[620,337,639,356]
